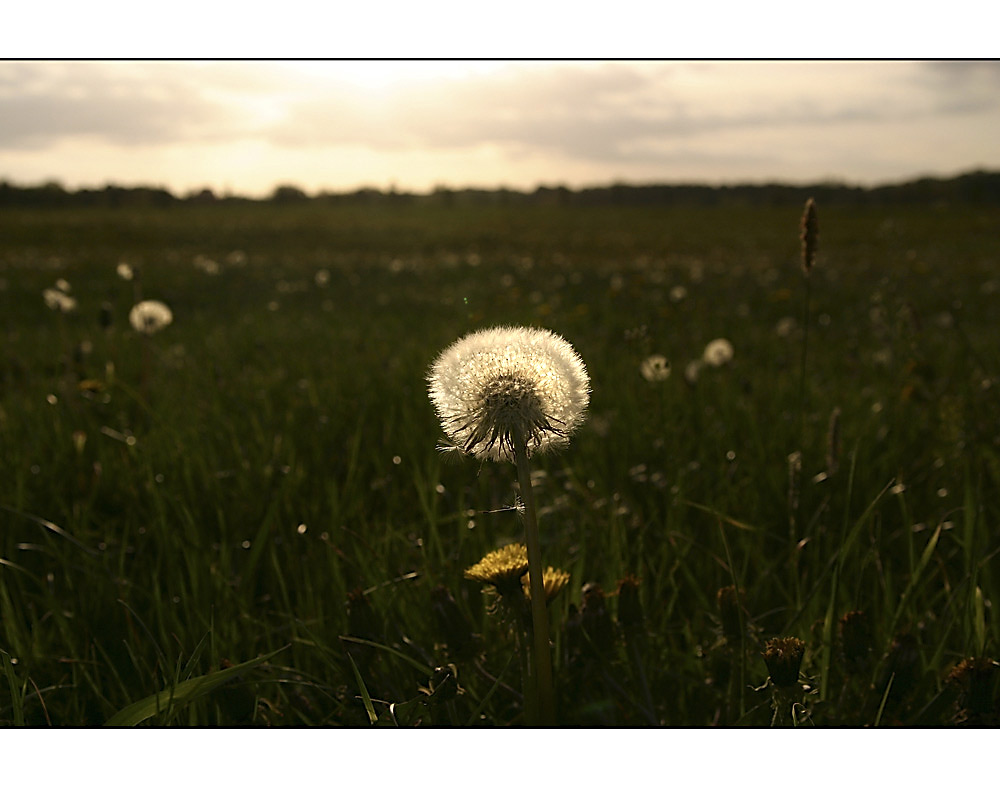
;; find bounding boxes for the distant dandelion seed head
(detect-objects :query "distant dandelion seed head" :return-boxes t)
[640,354,671,382]
[684,359,703,385]
[775,316,797,338]
[116,262,135,281]
[43,288,77,313]
[428,326,590,462]
[702,338,734,367]
[129,300,173,334]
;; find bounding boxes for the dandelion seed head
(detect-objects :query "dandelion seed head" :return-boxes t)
[702,338,734,367]
[428,326,589,462]
[129,300,173,334]
[775,316,797,338]
[226,250,248,267]
[640,354,671,382]
[43,288,77,313]
[116,262,134,281]
[193,255,220,275]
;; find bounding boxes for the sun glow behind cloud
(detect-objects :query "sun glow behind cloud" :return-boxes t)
[2,60,1000,197]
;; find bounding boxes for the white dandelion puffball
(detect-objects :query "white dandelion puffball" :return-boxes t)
[702,338,734,367]
[428,326,590,462]
[640,354,671,382]
[116,262,134,281]
[129,300,173,334]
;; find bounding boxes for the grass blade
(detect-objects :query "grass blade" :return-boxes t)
[104,647,286,726]
[346,652,378,725]
[1,650,25,726]
[338,635,435,677]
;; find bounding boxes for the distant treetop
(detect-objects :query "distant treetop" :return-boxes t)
[2,169,999,208]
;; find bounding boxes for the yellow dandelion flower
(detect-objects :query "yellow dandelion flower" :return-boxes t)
[522,566,570,603]
[464,543,529,593]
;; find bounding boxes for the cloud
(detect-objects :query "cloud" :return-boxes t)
[263,61,1000,167]
[0,61,252,150]
[908,60,1000,113]
[2,60,999,192]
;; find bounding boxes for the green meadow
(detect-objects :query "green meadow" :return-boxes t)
[1,195,998,726]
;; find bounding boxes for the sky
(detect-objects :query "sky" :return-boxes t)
[2,59,999,198]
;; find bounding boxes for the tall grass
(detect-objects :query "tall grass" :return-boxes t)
[1,199,998,725]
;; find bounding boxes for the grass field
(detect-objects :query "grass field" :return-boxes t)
[1,197,998,726]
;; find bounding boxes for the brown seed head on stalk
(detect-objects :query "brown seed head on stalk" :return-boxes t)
[762,636,806,688]
[800,197,819,274]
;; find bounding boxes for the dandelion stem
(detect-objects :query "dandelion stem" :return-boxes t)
[513,626,537,724]
[514,438,555,726]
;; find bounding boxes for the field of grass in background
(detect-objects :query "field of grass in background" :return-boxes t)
[1,196,998,726]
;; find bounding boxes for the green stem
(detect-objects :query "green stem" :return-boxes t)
[514,626,536,725]
[514,440,555,726]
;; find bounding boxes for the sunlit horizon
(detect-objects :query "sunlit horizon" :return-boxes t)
[3,60,1000,199]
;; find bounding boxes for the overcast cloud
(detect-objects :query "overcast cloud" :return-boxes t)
[1,60,998,195]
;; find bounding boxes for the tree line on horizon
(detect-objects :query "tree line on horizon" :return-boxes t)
[2,169,1000,209]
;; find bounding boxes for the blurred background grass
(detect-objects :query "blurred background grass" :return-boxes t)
[1,196,998,725]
